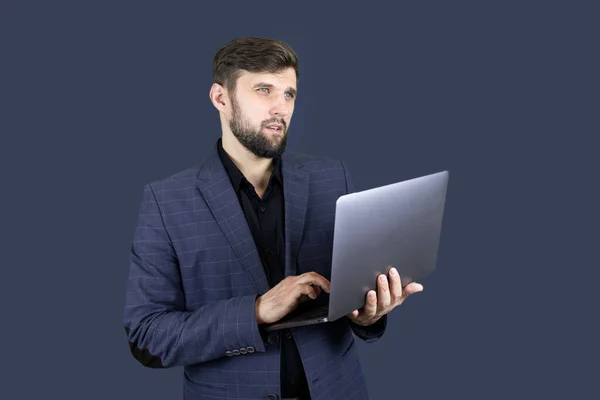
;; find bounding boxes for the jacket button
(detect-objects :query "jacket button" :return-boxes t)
[225,351,233,356]
[246,346,255,353]
[239,348,247,354]
[266,394,279,400]
[232,349,240,356]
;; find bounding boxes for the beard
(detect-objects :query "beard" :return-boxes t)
[229,96,289,159]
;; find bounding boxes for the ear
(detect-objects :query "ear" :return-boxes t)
[209,83,228,113]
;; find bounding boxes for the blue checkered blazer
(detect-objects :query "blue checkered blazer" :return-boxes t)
[123,146,387,400]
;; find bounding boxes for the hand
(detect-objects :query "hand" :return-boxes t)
[346,267,423,327]
[255,272,331,325]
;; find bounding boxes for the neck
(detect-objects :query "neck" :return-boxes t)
[221,132,274,191]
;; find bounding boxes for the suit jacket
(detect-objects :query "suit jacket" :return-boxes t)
[123,145,387,400]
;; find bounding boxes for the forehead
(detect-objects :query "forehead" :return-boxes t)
[236,67,297,88]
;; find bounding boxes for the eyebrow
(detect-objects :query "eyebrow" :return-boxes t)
[252,82,297,97]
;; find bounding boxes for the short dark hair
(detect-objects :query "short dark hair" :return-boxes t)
[212,37,299,94]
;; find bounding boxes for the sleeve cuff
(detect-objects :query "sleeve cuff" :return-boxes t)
[224,294,267,354]
[348,314,387,343]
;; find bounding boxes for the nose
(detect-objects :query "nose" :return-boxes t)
[271,106,289,119]
[270,96,291,118]
[272,109,288,119]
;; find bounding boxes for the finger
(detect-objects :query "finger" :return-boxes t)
[377,273,391,310]
[403,282,424,297]
[305,282,323,297]
[300,272,331,293]
[388,267,403,303]
[298,283,318,299]
[363,290,378,317]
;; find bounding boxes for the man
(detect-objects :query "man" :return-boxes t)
[123,37,423,400]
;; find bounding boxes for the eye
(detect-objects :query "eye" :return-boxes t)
[285,92,295,99]
[258,87,270,93]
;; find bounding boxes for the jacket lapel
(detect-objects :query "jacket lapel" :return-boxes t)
[195,151,271,295]
[195,147,311,294]
[281,153,310,279]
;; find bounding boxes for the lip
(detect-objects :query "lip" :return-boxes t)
[265,124,283,130]
[263,127,283,135]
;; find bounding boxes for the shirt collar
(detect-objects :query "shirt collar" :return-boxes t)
[217,138,282,192]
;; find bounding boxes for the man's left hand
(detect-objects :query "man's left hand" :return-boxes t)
[346,267,423,326]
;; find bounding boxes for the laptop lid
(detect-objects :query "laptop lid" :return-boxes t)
[326,171,449,321]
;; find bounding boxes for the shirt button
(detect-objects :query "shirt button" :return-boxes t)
[286,332,292,339]
[267,248,274,254]
[260,206,266,212]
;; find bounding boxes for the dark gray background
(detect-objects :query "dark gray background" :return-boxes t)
[2,1,598,399]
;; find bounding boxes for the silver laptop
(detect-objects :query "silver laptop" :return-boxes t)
[262,170,449,331]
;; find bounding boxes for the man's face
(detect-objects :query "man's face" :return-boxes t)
[228,67,297,159]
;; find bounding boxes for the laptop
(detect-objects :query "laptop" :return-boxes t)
[262,170,449,331]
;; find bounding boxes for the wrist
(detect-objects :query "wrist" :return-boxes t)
[255,296,264,325]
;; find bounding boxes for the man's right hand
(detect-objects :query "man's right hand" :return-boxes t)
[255,272,331,325]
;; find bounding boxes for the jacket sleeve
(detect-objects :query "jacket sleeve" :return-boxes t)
[123,183,267,368]
[340,160,388,343]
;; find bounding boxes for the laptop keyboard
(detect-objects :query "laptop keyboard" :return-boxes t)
[303,306,329,319]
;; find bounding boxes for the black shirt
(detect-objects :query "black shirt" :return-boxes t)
[217,139,311,399]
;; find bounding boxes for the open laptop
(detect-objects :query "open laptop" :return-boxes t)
[262,170,449,331]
